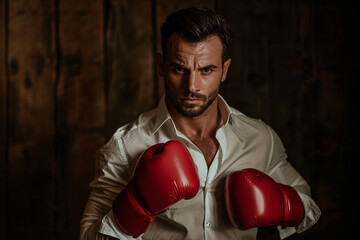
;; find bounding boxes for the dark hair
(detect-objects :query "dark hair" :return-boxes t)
[160,7,233,62]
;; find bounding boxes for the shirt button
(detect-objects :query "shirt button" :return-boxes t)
[205,222,212,227]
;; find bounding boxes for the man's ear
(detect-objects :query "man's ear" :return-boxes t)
[221,58,232,82]
[157,53,164,77]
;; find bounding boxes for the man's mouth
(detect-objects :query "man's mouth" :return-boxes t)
[180,98,202,105]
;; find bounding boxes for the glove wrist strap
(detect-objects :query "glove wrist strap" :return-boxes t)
[278,184,305,226]
[112,184,155,237]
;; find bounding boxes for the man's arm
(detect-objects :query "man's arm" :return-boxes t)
[79,136,140,240]
[224,126,320,239]
[266,127,321,238]
[80,196,116,240]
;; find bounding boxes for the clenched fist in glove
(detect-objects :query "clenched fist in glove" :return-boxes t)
[225,168,304,230]
[112,140,200,237]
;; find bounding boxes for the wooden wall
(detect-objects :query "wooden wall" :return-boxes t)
[1,0,358,239]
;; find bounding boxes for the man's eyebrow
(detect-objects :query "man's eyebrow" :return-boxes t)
[168,61,218,70]
[199,65,218,70]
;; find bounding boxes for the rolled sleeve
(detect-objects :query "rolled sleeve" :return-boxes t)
[98,210,142,240]
[80,136,136,239]
[266,127,321,239]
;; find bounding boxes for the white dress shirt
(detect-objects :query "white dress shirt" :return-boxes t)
[80,95,321,240]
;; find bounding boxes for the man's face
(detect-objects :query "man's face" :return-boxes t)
[159,33,231,117]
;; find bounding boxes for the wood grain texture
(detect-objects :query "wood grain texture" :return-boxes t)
[0,0,8,238]
[7,0,55,238]
[105,0,155,137]
[55,0,105,238]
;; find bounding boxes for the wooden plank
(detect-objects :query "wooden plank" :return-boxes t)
[216,0,312,168]
[0,0,8,238]
[215,0,274,122]
[155,0,215,99]
[105,0,155,137]
[7,0,54,238]
[55,0,105,238]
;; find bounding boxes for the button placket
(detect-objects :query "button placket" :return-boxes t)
[203,182,214,232]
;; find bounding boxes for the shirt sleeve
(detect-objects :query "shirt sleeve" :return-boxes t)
[265,127,321,239]
[79,135,142,240]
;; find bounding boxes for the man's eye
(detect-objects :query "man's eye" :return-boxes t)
[201,68,214,74]
[174,67,186,73]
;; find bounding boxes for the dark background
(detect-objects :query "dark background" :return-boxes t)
[1,0,359,239]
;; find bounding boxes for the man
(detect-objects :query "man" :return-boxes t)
[80,7,321,240]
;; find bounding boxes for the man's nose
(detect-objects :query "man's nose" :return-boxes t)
[184,71,200,92]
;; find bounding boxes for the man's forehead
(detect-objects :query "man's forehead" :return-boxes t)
[166,34,223,63]
[169,54,213,66]
[167,33,222,48]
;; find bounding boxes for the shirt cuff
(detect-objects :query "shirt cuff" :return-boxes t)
[99,209,143,240]
[278,226,296,239]
[295,191,321,233]
[277,190,321,239]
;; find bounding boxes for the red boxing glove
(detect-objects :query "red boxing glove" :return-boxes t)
[225,168,304,230]
[112,140,200,237]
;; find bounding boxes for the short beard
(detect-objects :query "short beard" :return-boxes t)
[166,86,219,118]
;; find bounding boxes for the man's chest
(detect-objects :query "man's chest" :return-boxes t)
[191,137,219,166]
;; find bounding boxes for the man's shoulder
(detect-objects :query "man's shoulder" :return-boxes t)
[112,108,158,142]
[219,96,270,133]
[228,106,269,131]
[226,106,276,146]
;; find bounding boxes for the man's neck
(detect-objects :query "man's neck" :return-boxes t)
[167,96,222,140]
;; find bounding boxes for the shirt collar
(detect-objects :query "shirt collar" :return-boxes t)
[151,95,173,135]
[151,94,239,136]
